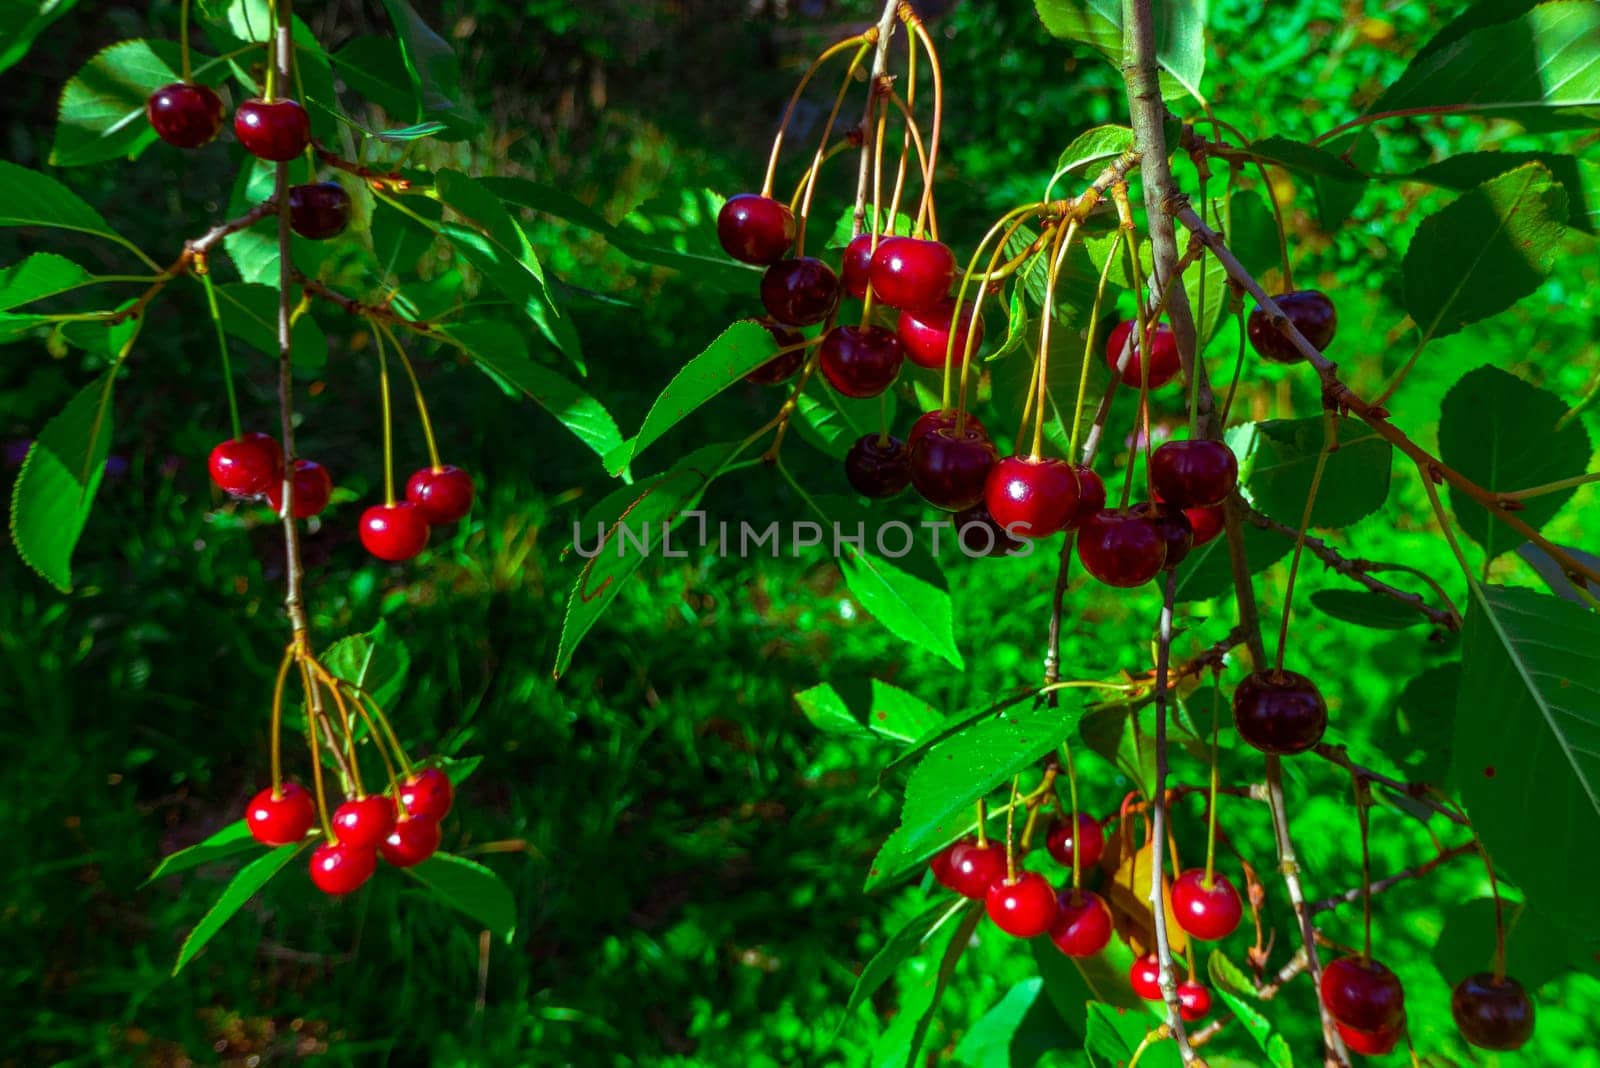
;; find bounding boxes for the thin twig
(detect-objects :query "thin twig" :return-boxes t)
[1312,744,1471,827]
[1309,841,1477,914]
[850,0,903,238]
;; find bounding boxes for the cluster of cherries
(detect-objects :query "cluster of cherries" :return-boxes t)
[244,766,454,894]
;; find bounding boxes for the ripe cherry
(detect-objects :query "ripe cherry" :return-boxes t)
[953,503,1026,557]
[1171,869,1243,941]
[1131,501,1195,570]
[818,325,903,398]
[1248,289,1337,363]
[984,456,1079,539]
[360,502,430,561]
[1150,439,1238,509]
[746,322,806,384]
[266,458,332,519]
[946,840,1008,899]
[398,767,455,822]
[1105,319,1181,389]
[716,194,795,265]
[929,840,962,889]
[1185,503,1225,546]
[1045,812,1105,871]
[1077,508,1167,587]
[1069,465,1106,529]
[1049,888,1113,958]
[245,783,315,846]
[898,297,984,369]
[406,465,475,525]
[1233,669,1328,755]
[845,434,910,498]
[331,795,397,850]
[760,257,839,326]
[985,872,1058,938]
[146,83,224,148]
[1178,982,1213,1023]
[869,236,955,311]
[288,182,352,240]
[1337,1017,1405,1057]
[233,97,311,161]
[209,432,283,498]
[909,409,987,449]
[1321,956,1406,1034]
[842,233,875,298]
[309,840,377,895]
[380,816,442,868]
[909,425,999,512]
[1130,955,1163,1001]
[1451,972,1534,1051]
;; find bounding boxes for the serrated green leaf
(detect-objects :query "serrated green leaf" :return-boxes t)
[790,377,892,463]
[953,977,1061,1068]
[10,372,116,592]
[1171,520,1290,603]
[796,679,944,743]
[323,625,411,710]
[1032,0,1207,103]
[334,36,419,120]
[50,40,220,167]
[1243,417,1392,529]
[1247,135,1367,181]
[0,0,83,76]
[1403,152,1600,235]
[1085,1002,1179,1068]
[173,842,302,974]
[795,682,868,737]
[840,898,969,1026]
[404,853,517,939]
[1310,589,1427,630]
[1045,125,1135,199]
[1208,951,1295,1067]
[213,282,328,370]
[379,0,478,139]
[0,160,128,247]
[144,820,256,885]
[0,253,97,311]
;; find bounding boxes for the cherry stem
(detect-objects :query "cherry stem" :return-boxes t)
[882,32,917,240]
[1204,676,1221,883]
[975,798,989,848]
[1005,775,1020,882]
[383,322,443,471]
[905,10,943,238]
[1068,228,1125,458]
[1122,223,1157,498]
[300,662,336,839]
[339,681,403,798]
[1274,411,1335,672]
[1501,469,1600,500]
[373,322,397,506]
[946,203,1045,413]
[1352,773,1374,960]
[850,0,902,239]
[1062,740,1083,889]
[263,0,279,101]
[268,645,295,792]
[1477,840,1508,983]
[198,270,243,441]
[179,0,193,82]
[1416,461,1482,596]
[1218,302,1247,427]
[1309,103,1484,148]
[1033,219,1081,459]
[793,41,874,256]
[1195,113,1294,289]
[319,668,364,797]
[876,393,890,447]
[760,33,868,197]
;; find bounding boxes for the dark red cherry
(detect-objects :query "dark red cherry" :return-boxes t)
[1130,955,1163,1001]
[1178,982,1213,1023]
[947,841,1008,899]
[380,816,441,868]
[245,783,315,846]
[953,503,1026,557]
[1337,1017,1405,1057]
[331,795,397,850]
[146,83,224,148]
[1171,869,1243,941]
[1451,973,1534,1051]
[1233,669,1328,755]
[1105,319,1182,389]
[909,426,999,512]
[842,233,876,298]
[929,839,963,889]
[1077,508,1167,587]
[1045,812,1105,871]
[1131,500,1195,569]
[288,182,351,240]
[233,97,311,161]
[1151,439,1238,509]
[209,432,283,498]
[1248,289,1337,363]
[869,236,956,311]
[845,434,910,498]
[1321,956,1406,1033]
[266,458,332,519]
[909,409,987,448]
[397,767,455,822]
[746,321,807,384]
[1068,465,1106,529]
[360,502,430,561]
[1049,889,1113,957]
[985,872,1058,938]
[717,194,795,266]
[309,840,377,895]
[1185,503,1225,545]
[984,456,1079,539]
[760,257,839,326]
[898,297,984,370]
[405,465,475,525]
[818,325,903,398]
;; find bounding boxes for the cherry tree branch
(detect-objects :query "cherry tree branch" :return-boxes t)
[850,0,903,238]
[1309,841,1477,914]
[1312,743,1471,827]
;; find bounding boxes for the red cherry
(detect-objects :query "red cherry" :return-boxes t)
[245,783,315,846]
[869,237,956,311]
[1320,956,1406,1034]
[233,97,311,161]
[1248,289,1337,363]
[1045,812,1105,871]
[1338,1017,1405,1057]
[897,298,984,370]
[1129,954,1163,1001]
[288,182,352,240]
[405,465,475,525]
[1171,869,1243,941]
[985,872,1058,938]
[1451,973,1534,1051]
[1077,508,1167,587]
[1068,465,1106,529]
[1105,319,1181,389]
[1151,439,1238,509]
[929,840,962,889]
[984,456,1079,539]
[1049,889,1113,957]
[818,325,903,398]
[845,434,910,498]
[360,502,430,561]
[380,816,441,868]
[760,257,839,326]
[146,83,224,148]
[1131,500,1195,570]
[1178,982,1213,1023]
[946,841,1007,899]
[309,840,378,895]
[746,321,807,384]
[842,233,876,298]
[953,503,1026,557]
[266,458,332,519]
[397,767,455,822]
[1233,669,1328,755]
[716,194,795,265]
[908,409,987,449]
[208,432,283,498]
[331,795,397,850]
[1185,503,1225,545]
[909,426,999,512]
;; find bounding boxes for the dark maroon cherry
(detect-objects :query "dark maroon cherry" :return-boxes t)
[146,83,224,148]
[1131,501,1195,570]
[1050,888,1113,957]
[1233,669,1328,755]
[1105,318,1182,389]
[1045,812,1105,871]
[909,409,987,449]
[760,257,839,326]
[1337,1017,1405,1057]
[331,795,397,850]
[209,432,283,498]
[1451,973,1534,1051]
[946,841,1007,899]
[245,783,315,846]
[233,97,311,161]
[1068,465,1106,529]
[953,503,1026,557]
[842,233,875,299]
[406,464,475,525]
[985,872,1058,938]
[397,767,454,822]
[1151,439,1238,509]
[818,325,903,398]
[1178,982,1213,1023]
[266,458,332,519]
[898,297,984,370]
[380,816,441,868]
[909,425,999,512]
[288,182,352,240]
[869,236,956,311]
[845,434,910,498]
[1171,869,1242,941]
[746,321,807,384]
[309,840,377,895]
[984,456,1079,539]
[1248,289,1337,363]
[1077,508,1167,587]
[716,193,795,265]
[1321,956,1406,1034]
[1130,955,1163,1001]
[360,502,430,562]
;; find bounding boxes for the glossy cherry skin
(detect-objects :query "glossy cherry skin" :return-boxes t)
[947,841,1008,899]
[842,233,876,298]
[1321,956,1406,1033]
[760,257,839,326]
[1171,869,1243,941]
[233,98,311,161]
[1233,669,1328,755]
[1178,982,1213,1023]
[1130,955,1163,1001]
[1045,812,1105,872]
[1131,501,1195,570]
[1185,503,1225,546]
[380,816,442,868]
[1068,465,1106,529]
[1105,319,1182,389]
[953,504,1026,557]
[398,767,455,821]
[288,182,352,240]
[909,409,987,449]
[1337,1017,1405,1056]
[845,434,910,498]
[1049,889,1113,957]
[898,298,984,370]
[910,426,999,512]
[245,783,315,846]
[309,840,378,895]
[746,322,806,384]
[266,458,332,519]
[869,236,956,311]
[359,502,430,561]
[331,795,398,850]
[209,432,283,498]
[1150,439,1238,509]
[147,83,225,148]
[1451,973,1534,1051]
[406,465,475,525]
[929,839,963,889]
[984,456,1079,539]
[1248,289,1337,363]
[819,325,903,398]
[986,872,1059,938]
[1077,509,1167,587]
[716,194,795,266]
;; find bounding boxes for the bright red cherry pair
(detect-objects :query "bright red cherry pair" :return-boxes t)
[1150,439,1238,509]
[1129,955,1212,1021]
[360,466,475,562]
[1248,290,1337,363]
[1105,319,1181,389]
[1233,669,1328,755]
[869,237,956,312]
[289,182,352,240]
[147,83,225,148]
[234,98,311,161]
[1171,869,1242,941]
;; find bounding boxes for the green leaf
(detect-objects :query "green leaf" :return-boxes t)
[0,253,97,311]
[988,318,1104,457]
[1248,135,1368,182]
[323,625,411,710]
[372,120,446,142]
[1437,366,1591,562]
[1372,662,1459,785]
[0,0,82,76]
[1046,125,1135,198]
[50,40,213,167]
[404,853,517,939]
[144,820,256,885]
[1032,0,1208,103]
[899,904,983,1068]
[172,843,302,974]
[1085,1002,1180,1068]
[0,160,127,246]
[841,898,969,1024]
[1454,584,1600,929]
[1403,152,1600,235]
[1171,520,1290,603]
[1310,589,1428,630]
[1208,951,1295,1067]
[379,0,478,138]
[1031,931,1146,1022]
[1183,228,1231,352]
[214,283,328,370]
[795,682,867,737]
[952,978,1062,1068]
[1402,164,1568,342]
[1243,417,1393,529]
[794,679,943,744]
[1433,897,1600,990]
[334,36,419,120]
[790,377,892,462]
[10,372,116,592]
